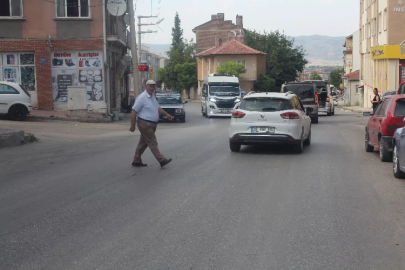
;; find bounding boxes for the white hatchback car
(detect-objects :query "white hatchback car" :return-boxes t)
[229,92,312,153]
[0,81,32,121]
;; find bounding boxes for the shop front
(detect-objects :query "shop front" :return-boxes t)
[0,52,36,105]
[371,45,405,92]
[51,50,106,114]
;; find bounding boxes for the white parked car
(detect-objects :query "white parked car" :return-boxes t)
[0,81,32,121]
[229,92,312,153]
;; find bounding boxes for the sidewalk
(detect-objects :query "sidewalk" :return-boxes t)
[341,106,372,113]
[28,109,111,123]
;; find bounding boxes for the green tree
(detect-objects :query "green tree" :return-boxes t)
[310,72,322,80]
[254,74,276,92]
[329,68,344,89]
[216,62,247,78]
[171,12,183,48]
[175,62,197,99]
[245,30,308,88]
[157,13,197,92]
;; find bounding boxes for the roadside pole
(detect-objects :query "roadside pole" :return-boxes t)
[128,0,141,97]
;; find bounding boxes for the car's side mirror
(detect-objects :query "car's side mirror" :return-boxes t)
[363,112,373,116]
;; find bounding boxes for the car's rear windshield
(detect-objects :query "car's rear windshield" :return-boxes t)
[240,97,292,112]
[156,96,182,104]
[394,99,405,116]
[284,85,314,99]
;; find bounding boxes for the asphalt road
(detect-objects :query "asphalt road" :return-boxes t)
[1,103,405,270]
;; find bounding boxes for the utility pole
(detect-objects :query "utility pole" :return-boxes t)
[137,16,164,64]
[128,0,142,97]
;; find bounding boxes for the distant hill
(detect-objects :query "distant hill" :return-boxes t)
[293,35,346,66]
[144,44,170,58]
[145,35,346,66]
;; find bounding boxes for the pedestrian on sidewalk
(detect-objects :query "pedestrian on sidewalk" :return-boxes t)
[371,88,381,113]
[129,80,173,168]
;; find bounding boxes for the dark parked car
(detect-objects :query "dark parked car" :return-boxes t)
[364,95,405,161]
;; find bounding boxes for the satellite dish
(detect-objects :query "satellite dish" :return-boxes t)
[107,0,127,17]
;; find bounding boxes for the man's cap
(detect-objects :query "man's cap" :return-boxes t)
[146,80,156,85]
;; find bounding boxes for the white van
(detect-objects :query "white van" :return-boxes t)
[201,74,242,117]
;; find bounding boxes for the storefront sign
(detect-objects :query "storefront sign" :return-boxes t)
[51,52,76,69]
[394,0,405,12]
[371,45,405,60]
[138,64,149,71]
[51,51,104,102]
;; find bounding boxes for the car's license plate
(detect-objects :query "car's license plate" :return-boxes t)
[251,127,275,133]
[219,109,231,113]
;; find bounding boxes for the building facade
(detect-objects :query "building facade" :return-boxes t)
[0,0,131,114]
[343,30,361,106]
[193,13,244,54]
[360,0,405,108]
[196,39,266,94]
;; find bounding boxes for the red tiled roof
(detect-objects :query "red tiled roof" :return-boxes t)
[342,70,359,80]
[196,39,266,56]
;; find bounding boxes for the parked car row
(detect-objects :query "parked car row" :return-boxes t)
[363,89,405,178]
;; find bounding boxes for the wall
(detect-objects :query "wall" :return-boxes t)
[214,55,259,81]
[353,30,361,71]
[387,0,405,45]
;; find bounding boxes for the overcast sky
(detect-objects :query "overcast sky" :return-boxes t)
[134,0,359,44]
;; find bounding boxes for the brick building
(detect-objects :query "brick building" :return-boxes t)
[0,0,130,114]
[193,13,244,54]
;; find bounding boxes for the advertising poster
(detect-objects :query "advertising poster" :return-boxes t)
[51,52,77,69]
[2,67,19,83]
[78,69,104,101]
[2,53,19,66]
[52,69,79,102]
[77,51,103,69]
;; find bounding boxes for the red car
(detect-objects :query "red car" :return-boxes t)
[364,94,405,161]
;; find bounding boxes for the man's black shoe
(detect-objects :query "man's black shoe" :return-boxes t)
[160,158,172,168]
[132,162,147,167]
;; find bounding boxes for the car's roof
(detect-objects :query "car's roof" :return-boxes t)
[0,81,20,87]
[244,92,295,99]
[156,91,180,96]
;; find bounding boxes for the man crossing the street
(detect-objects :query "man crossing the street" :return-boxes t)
[129,80,173,168]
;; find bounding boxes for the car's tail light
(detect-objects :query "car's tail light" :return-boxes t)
[315,92,318,105]
[326,97,330,102]
[231,111,245,118]
[19,84,31,97]
[281,112,300,119]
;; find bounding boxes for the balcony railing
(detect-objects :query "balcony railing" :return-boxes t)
[106,12,129,47]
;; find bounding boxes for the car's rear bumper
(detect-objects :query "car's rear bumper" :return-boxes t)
[381,136,393,152]
[230,133,300,145]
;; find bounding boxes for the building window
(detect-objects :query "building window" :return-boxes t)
[0,0,22,17]
[235,60,246,68]
[0,53,36,91]
[379,12,382,33]
[56,0,90,18]
[384,9,387,31]
[356,86,360,94]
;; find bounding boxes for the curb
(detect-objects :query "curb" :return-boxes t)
[27,116,112,123]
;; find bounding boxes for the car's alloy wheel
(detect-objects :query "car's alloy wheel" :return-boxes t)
[379,139,392,162]
[393,146,405,178]
[9,105,27,121]
[365,132,374,152]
